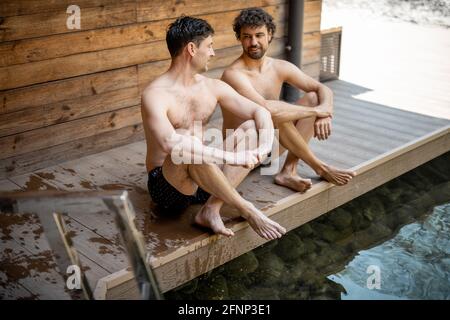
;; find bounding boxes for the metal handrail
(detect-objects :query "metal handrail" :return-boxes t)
[0,190,163,300]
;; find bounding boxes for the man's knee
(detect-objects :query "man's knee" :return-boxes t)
[162,156,198,195]
[239,120,257,132]
[299,92,319,107]
[188,163,219,186]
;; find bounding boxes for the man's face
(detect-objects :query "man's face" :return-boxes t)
[191,35,215,72]
[240,25,271,60]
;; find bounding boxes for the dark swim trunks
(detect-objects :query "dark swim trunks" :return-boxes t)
[147,167,210,216]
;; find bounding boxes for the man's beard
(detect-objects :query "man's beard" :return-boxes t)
[245,46,266,59]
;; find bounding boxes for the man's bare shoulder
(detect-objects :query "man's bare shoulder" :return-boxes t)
[271,58,294,71]
[223,58,246,75]
[222,61,249,86]
[271,58,303,79]
[141,78,172,111]
[195,73,225,90]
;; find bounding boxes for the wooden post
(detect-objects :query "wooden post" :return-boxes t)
[283,0,304,102]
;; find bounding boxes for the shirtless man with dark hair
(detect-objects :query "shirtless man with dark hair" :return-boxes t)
[141,16,288,240]
[221,8,356,192]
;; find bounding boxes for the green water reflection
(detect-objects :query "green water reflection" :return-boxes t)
[167,152,450,300]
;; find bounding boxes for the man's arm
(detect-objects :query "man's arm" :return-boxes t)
[280,60,334,140]
[222,69,331,124]
[141,89,257,167]
[213,79,274,157]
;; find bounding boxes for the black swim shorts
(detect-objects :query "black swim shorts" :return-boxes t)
[147,167,210,216]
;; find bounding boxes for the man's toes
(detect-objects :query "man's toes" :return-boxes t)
[267,229,278,239]
[225,228,235,237]
[215,225,234,237]
[261,230,271,240]
[270,223,285,238]
[264,229,275,240]
[273,229,282,239]
[342,175,352,183]
[277,225,286,235]
[268,229,278,240]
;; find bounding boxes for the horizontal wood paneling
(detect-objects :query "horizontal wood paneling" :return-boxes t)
[0,0,326,181]
[0,5,286,91]
[303,46,321,65]
[0,2,137,42]
[0,106,142,159]
[305,1,322,15]
[304,14,321,33]
[0,67,138,115]
[0,41,165,91]
[302,0,322,77]
[0,87,140,137]
[0,1,134,17]
[0,4,285,68]
[136,0,284,22]
[0,125,144,179]
[303,31,321,49]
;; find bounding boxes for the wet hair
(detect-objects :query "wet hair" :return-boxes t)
[233,7,276,40]
[166,16,215,58]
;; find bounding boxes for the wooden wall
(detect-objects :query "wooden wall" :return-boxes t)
[302,0,322,79]
[0,0,322,178]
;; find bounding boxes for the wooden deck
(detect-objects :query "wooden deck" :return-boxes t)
[1,79,449,299]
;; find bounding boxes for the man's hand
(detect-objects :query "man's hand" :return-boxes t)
[228,149,260,170]
[314,116,332,140]
[315,104,333,118]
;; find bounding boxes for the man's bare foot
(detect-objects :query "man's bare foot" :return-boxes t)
[274,172,312,193]
[316,163,356,186]
[240,201,287,240]
[194,205,234,237]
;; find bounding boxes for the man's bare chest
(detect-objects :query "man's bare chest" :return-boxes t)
[168,93,217,130]
[247,71,283,100]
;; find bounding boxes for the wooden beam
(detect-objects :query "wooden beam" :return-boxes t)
[0,106,142,159]
[0,125,144,179]
[0,0,133,17]
[136,0,285,22]
[0,67,138,115]
[0,86,140,137]
[0,2,137,42]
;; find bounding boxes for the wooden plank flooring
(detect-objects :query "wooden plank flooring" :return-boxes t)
[1,79,449,298]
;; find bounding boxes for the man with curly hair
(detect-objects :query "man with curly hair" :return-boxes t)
[221,8,355,191]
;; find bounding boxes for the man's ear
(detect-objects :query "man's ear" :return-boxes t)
[187,42,196,57]
[268,32,273,44]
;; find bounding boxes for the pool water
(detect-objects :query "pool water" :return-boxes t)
[329,202,450,299]
[166,152,450,300]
